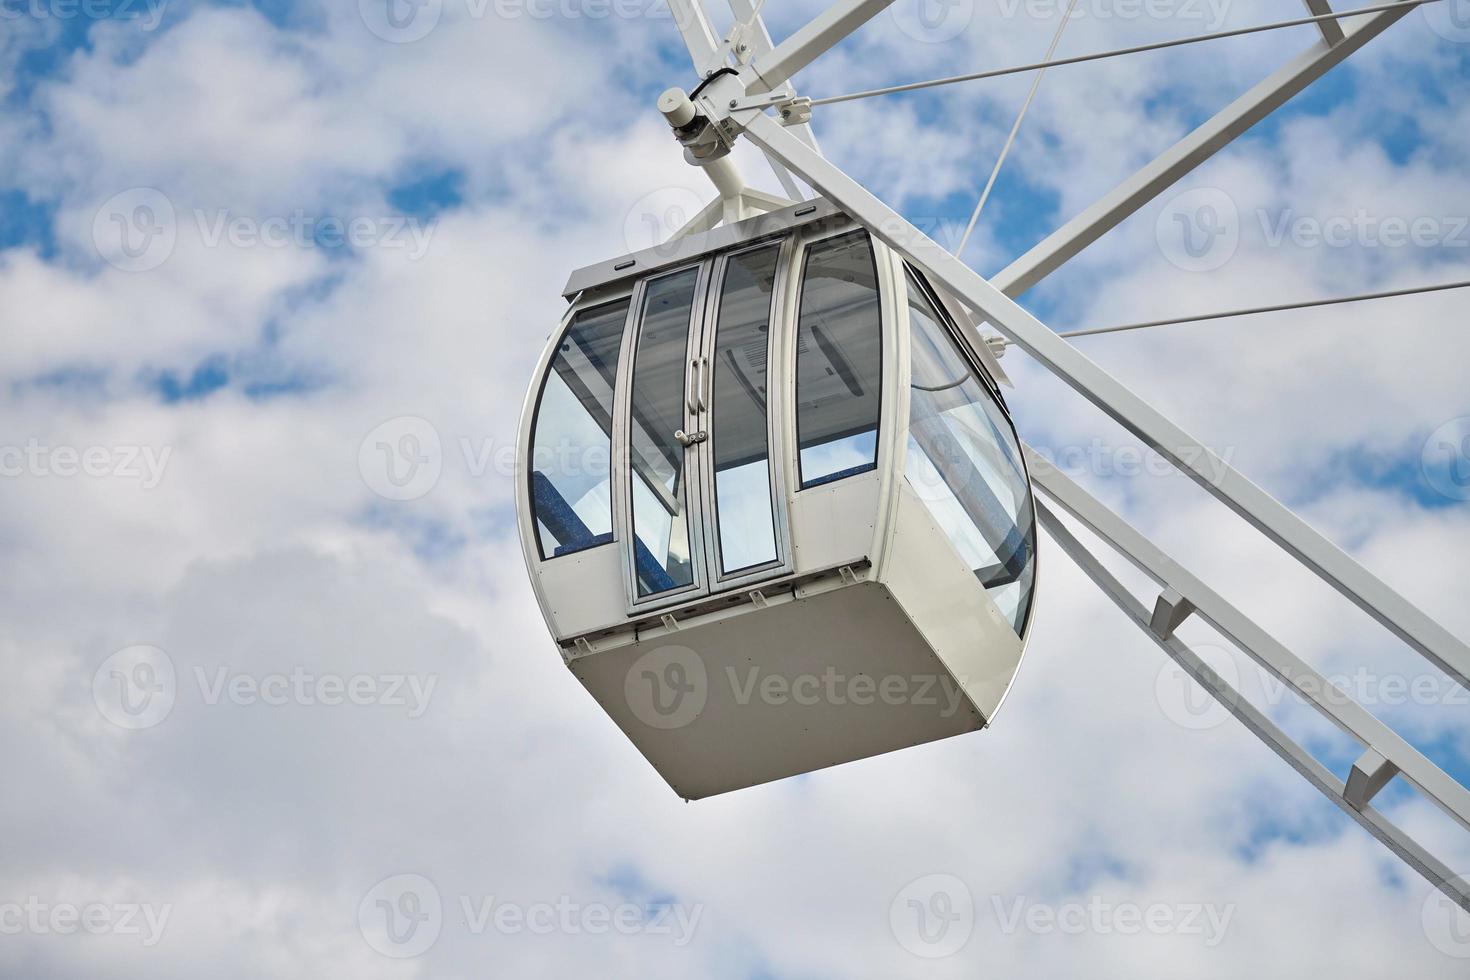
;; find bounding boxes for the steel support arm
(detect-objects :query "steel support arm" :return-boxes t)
[991,0,1413,298]
[665,0,722,71]
[746,0,899,93]
[1035,498,1470,914]
[727,0,821,199]
[732,105,1470,691]
[1026,447,1470,836]
[1302,0,1347,45]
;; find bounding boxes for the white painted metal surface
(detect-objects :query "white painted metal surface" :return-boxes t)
[519,205,1039,797]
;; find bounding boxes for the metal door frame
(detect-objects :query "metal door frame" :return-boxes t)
[614,259,717,614]
[693,235,800,593]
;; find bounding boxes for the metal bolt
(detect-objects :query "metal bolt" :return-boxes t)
[729,99,738,108]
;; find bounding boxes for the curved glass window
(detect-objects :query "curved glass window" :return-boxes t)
[903,268,1036,635]
[528,299,628,560]
[794,232,883,489]
[710,243,782,575]
[627,268,701,597]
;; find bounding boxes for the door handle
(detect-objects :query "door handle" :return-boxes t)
[674,429,708,447]
[695,356,709,412]
[686,358,700,413]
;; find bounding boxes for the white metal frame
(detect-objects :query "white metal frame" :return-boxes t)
[695,236,799,591]
[615,259,717,613]
[654,0,1470,912]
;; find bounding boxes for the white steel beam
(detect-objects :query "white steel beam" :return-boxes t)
[726,0,821,198]
[731,104,1470,692]
[1302,0,1347,45]
[746,0,900,93]
[1026,447,1470,837]
[1035,499,1470,914]
[665,0,723,70]
[991,0,1413,298]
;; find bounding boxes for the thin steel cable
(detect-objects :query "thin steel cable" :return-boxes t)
[810,0,1443,107]
[996,278,1470,344]
[955,0,1079,258]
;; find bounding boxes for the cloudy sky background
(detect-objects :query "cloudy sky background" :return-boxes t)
[2,0,1469,975]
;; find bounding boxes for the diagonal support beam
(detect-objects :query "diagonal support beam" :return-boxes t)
[665,0,722,70]
[735,106,1470,693]
[1035,499,1470,914]
[1026,446,1470,837]
[991,0,1412,298]
[746,0,899,93]
[726,0,821,199]
[1302,0,1347,45]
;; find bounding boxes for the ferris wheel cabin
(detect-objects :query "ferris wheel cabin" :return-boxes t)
[516,201,1038,799]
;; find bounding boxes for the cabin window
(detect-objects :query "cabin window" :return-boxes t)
[710,243,783,575]
[903,268,1036,635]
[528,298,629,560]
[794,232,883,489]
[627,268,702,597]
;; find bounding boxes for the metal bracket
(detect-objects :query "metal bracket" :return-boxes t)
[1346,749,1400,810]
[1150,587,1197,641]
[660,613,680,632]
[779,97,813,127]
[724,87,812,128]
[725,20,757,65]
[728,89,798,113]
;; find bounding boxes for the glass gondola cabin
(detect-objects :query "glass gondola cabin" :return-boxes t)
[517,201,1038,800]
